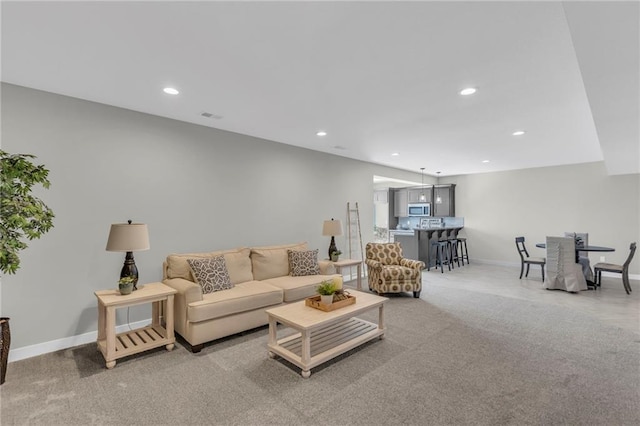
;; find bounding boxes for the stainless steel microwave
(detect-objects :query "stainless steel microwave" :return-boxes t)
[408,203,431,217]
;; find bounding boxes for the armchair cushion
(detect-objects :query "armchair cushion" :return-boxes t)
[380,265,421,282]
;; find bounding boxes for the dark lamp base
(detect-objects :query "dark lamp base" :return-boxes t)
[120,251,140,290]
[328,237,338,260]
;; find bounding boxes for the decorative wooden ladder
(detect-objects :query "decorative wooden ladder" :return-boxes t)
[346,202,364,282]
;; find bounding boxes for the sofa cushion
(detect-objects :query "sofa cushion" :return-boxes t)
[264,274,341,302]
[187,281,283,322]
[288,249,320,277]
[166,252,212,281]
[251,242,307,280]
[187,256,233,294]
[166,247,253,284]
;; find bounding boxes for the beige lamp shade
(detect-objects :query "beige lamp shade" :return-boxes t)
[105,223,150,252]
[322,219,343,236]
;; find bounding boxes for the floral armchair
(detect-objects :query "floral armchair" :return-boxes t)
[365,242,425,298]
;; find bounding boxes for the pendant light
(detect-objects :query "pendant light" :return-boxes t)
[419,168,426,202]
[435,171,442,204]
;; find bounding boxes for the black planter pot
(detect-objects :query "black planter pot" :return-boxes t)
[0,317,10,385]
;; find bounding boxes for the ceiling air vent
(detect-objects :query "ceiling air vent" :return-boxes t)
[200,111,223,119]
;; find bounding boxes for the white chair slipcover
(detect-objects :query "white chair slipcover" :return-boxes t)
[564,232,594,282]
[544,236,588,292]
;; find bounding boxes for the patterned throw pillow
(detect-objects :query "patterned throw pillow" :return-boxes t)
[187,256,233,294]
[288,249,320,277]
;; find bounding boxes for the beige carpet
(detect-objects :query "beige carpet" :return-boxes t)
[1,278,639,425]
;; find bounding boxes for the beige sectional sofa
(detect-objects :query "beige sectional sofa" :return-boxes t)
[162,242,340,352]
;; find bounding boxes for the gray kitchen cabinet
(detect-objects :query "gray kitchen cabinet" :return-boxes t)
[373,189,389,204]
[433,184,455,217]
[408,188,431,203]
[393,189,408,217]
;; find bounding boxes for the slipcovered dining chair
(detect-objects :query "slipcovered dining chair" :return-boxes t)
[544,236,587,292]
[515,237,545,281]
[365,242,425,298]
[564,232,593,282]
[593,242,636,294]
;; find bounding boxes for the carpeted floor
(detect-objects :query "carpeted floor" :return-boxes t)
[1,282,639,425]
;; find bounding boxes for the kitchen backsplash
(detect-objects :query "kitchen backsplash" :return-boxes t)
[396,216,464,229]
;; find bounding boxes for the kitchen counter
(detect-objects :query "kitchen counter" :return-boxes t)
[393,226,464,269]
[415,227,462,231]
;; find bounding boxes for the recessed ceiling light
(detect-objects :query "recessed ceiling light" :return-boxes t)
[482,160,490,163]
[316,131,327,137]
[512,130,526,136]
[459,87,477,96]
[391,152,400,156]
[163,87,179,95]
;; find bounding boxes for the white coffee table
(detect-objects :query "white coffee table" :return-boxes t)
[266,290,387,378]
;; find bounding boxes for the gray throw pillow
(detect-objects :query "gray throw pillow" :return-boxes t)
[288,249,320,276]
[187,256,233,294]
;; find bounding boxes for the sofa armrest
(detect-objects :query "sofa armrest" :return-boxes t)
[400,258,425,270]
[163,278,202,337]
[318,259,336,275]
[164,278,203,304]
[365,259,383,271]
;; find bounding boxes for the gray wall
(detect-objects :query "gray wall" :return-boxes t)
[446,164,639,271]
[0,83,424,350]
[2,83,639,356]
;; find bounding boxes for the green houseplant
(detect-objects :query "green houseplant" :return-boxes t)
[330,250,342,262]
[317,279,338,305]
[0,150,55,385]
[118,276,136,295]
[0,150,55,275]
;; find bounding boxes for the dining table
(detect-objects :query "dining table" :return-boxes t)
[535,243,615,263]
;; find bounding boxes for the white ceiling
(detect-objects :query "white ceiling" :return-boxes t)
[1,1,638,177]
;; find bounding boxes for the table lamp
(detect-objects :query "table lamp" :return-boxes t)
[322,218,343,260]
[106,220,150,291]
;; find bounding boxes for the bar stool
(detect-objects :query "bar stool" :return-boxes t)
[430,240,451,273]
[447,236,461,268]
[456,237,469,265]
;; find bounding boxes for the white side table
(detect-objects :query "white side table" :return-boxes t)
[331,258,363,290]
[95,282,176,369]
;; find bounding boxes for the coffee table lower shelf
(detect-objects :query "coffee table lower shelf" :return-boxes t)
[268,317,384,378]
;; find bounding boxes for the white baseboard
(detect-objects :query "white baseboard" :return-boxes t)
[8,319,151,363]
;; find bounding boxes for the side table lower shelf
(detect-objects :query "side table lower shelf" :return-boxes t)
[97,324,173,365]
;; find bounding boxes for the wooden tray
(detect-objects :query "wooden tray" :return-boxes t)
[305,294,356,312]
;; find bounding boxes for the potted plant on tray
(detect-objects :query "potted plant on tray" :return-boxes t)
[330,250,342,262]
[317,280,338,305]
